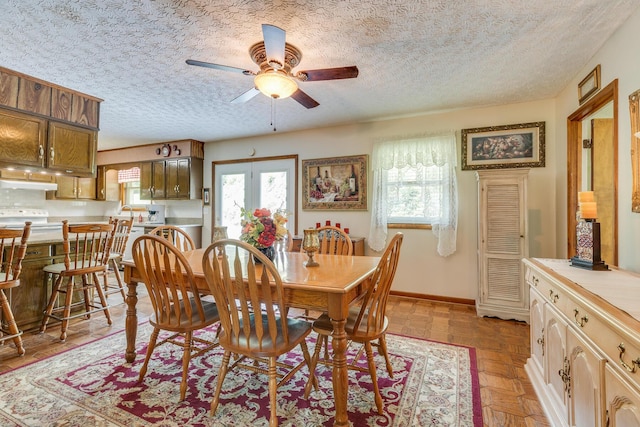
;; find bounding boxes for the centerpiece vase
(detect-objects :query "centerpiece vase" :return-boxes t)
[256,246,275,263]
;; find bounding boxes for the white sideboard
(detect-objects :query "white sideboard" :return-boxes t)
[524,258,640,427]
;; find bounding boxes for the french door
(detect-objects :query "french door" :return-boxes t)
[213,156,297,239]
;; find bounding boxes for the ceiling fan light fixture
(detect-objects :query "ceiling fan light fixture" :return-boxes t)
[254,70,298,99]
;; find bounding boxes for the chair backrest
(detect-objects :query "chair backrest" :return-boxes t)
[61,220,116,274]
[351,233,403,336]
[149,225,195,251]
[109,217,133,257]
[0,221,31,285]
[302,226,352,256]
[273,229,293,252]
[202,239,289,350]
[132,234,210,327]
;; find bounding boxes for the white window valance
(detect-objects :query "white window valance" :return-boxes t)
[368,131,458,256]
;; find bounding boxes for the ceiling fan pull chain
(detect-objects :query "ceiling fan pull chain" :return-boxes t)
[271,96,277,132]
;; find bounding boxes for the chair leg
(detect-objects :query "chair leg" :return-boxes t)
[0,290,24,356]
[364,341,383,414]
[81,274,91,318]
[60,276,75,341]
[139,327,160,382]
[180,331,193,401]
[211,350,232,415]
[110,259,127,300]
[268,356,278,427]
[304,333,326,398]
[378,334,394,378]
[92,272,112,325]
[40,273,63,334]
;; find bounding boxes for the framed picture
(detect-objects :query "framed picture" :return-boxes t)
[578,64,601,105]
[461,121,546,170]
[302,155,368,210]
[202,188,210,205]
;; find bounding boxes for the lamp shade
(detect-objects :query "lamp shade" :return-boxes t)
[254,70,298,99]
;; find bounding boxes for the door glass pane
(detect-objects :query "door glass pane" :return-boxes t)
[221,173,245,238]
[260,171,288,217]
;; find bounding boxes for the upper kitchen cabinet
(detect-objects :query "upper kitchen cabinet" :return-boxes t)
[48,175,96,200]
[0,66,102,177]
[140,160,166,200]
[0,108,48,168]
[166,158,198,199]
[47,121,97,176]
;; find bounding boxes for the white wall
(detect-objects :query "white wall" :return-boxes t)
[553,7,640,272]
[203,99,558,300]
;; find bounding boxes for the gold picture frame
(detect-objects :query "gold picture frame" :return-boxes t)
[461,122,546,170]
[579,65,601,105]
[302,155,367,210]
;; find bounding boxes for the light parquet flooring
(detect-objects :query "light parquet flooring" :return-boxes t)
[0,292,550,426]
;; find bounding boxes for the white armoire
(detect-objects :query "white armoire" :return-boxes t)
[475,169,529,322]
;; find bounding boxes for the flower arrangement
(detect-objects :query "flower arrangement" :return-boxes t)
[239,207,288,248]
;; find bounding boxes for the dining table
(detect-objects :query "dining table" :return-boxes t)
[122,249,380,427]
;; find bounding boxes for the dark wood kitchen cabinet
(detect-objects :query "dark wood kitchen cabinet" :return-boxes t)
[165,158,191,199]
[0,66,101,178]
[0,108,48,169]
[46,175,96,200]
[47,121,97,176]
[140,160,166,200]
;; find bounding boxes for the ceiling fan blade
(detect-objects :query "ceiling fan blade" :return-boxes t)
[297,66,359,81]
[262,24,286,67]
[186,59,254,75]
[291,89,319,109]
[230,87,261,104]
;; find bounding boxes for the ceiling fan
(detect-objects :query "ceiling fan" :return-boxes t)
[186,24,359,109]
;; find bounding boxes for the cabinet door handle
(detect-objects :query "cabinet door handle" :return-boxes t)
[558,356,571,397]
[617,343,640,373]
[573,308,589,327]
[50,146,55,161]
[38,144,44,160]
[536,328,545,356]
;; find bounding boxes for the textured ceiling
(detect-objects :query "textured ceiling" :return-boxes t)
[1,0,639,150]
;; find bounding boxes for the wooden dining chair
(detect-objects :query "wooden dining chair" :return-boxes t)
[132,234,219,401]
[149,225,195,251]
[104,216,133,299]
[202,239,317,427]
[40,221,116,342]
[0,221,31,356]
[301,225,352,256]
[304,232,403,414]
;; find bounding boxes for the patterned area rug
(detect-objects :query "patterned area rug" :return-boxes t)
[0,323,481,426]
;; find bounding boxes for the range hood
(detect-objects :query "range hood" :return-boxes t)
[0,179,58,191]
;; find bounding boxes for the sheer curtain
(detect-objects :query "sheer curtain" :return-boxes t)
[368,131,458,256]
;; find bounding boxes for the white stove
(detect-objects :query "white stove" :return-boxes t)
[0,208,60,231]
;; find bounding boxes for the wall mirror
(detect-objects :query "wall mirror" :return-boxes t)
[567,79,618,266]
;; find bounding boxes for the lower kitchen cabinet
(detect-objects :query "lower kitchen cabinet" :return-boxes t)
[524,258,640,427]
[8,243,52,332]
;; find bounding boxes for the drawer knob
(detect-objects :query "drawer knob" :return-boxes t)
[549,289,559,303]
[617,343,640,374]
[573,308,589,327]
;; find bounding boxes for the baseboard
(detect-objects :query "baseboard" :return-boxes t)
[389,290,475,306]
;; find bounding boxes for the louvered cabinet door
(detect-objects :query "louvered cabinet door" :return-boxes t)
[476,169,530,322]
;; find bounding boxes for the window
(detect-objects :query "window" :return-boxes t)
[214,157,297,239]
[369,132,458,256]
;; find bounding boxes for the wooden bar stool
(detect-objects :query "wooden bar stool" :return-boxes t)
[0,222,31,356]
[104,217,133,299]
[39,220,116,342]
